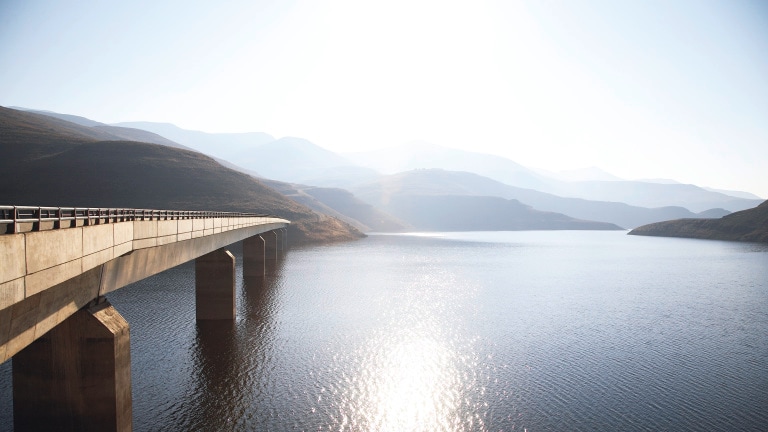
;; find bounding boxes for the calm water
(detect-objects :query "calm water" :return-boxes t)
[1,231,767,431]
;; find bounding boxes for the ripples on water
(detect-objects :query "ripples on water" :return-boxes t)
[1,231,767,431]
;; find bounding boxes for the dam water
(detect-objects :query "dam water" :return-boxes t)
[1,231,767,430]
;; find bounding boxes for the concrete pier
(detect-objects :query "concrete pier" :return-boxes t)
[243,235,266,289]
[281,227,288,251]
[195,248,236,320]
[275,229,284,254]
[12,299,131,432]
[263,230,280,275]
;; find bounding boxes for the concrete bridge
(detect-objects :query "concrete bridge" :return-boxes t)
[0,205,290,431]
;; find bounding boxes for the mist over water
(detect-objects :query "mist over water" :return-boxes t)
[1,231,767,431]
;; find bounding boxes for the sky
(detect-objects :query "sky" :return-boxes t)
[1,0,767,197]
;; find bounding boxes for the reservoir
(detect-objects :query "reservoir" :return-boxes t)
[1,231,767,430]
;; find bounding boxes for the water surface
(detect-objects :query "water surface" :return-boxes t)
[1,231,767,431]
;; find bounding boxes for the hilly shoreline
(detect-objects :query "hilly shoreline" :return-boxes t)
[628,200,768,243]
[8,106,765,242]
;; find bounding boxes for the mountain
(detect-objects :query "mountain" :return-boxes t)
[0,106,364,245]
[636,178,682,185]
[16,107,761,224]
[13,107,194,151]
[696,208,731,218]
[14,108,261,177]
[540,166,624,182]
[295,165,382,189]
[233,137,360,183]
[702,187,763,200]
[15,109,388,228]
[10,107,104,127]
[260,180,410,232]
[377,194,621,231]
[113,121,275,162]
[641,181,764,200]
[344,142,549,190]
[0,106,123,157]
[629,200,768,242]
[351,169,727,229]
[115,120,761,212]
[345,143,761,212]
[543,180,763,213]
[349,169,620,231]
[116,122,377,186]
[91,125,187,148]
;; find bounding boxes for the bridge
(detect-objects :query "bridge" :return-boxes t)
[0,205,290,431]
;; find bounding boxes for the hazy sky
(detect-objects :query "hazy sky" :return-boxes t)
[1,0,767,196]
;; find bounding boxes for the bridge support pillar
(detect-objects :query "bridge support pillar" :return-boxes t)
[243,234,266,289]
[275,229,284,254]
[277,227,288,252]
[12,299,132,432]
[264,230,279,270]
[195,248,236,320]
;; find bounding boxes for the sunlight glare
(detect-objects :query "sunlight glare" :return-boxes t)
[367,337,459,431]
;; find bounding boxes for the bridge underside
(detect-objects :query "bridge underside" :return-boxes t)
[3,225,288,431]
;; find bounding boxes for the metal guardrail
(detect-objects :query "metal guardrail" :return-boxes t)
[0,205,276,235]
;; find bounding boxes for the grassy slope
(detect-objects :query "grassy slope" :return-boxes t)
[0,106,113,162]
[628,200,768,242]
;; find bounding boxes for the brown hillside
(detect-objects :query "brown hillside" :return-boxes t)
[0,107,363,245]
[628,200,768,242]
[0,106,111,163]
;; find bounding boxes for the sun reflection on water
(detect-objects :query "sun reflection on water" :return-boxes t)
[372,338,455,431]
[321,249,490,431]
[331,330,481,432]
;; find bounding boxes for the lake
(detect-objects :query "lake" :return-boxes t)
[1,231,767,431]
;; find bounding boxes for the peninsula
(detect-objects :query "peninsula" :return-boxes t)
[628,200,768,242]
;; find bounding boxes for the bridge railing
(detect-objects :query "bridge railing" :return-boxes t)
[0,205,276,235]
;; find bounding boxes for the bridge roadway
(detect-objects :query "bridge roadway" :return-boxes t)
[0,205,290,431]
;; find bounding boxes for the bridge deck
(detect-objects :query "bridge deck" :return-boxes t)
[0,205,289,362]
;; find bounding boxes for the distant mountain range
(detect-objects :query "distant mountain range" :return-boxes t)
[259,179,410,233]
[535,166,624,182]
[345,141,549,190]
[350,169,729,229]
[7,106,767,241]
[344,143,761,213]
[114,122,378,186]
[109,119,764,224]
[112,116,762,214]
[371,194,621,231]
[107,126,622,231]
[539,180,761,213]
[113,121,275,163]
